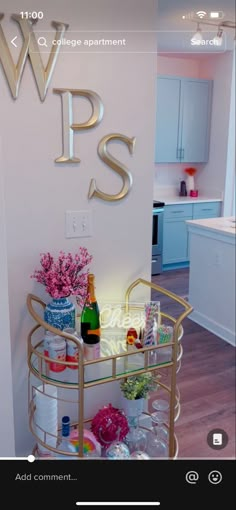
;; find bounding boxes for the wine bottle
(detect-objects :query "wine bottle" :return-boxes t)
[81,273,101,360]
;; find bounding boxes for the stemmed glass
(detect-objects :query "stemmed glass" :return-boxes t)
[146,410,169,458]
[151,381,170,411]
[124,412,147,454]
[152,398,169,412]
[151,399,169,443]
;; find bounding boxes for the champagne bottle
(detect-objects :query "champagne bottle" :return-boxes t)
[81,273,100,360]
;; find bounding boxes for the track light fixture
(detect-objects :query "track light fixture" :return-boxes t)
[191,22,203,44]
[186,17,235,46]
[213,26,224,46]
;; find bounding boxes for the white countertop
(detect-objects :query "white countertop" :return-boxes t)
[186,216,236,237]
[153,195,223,205]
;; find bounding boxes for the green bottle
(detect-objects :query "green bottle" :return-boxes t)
[81,274,100,359]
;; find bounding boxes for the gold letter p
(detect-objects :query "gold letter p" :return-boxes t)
[54,88,104,163]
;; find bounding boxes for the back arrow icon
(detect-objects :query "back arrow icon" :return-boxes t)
[11,36,17,47]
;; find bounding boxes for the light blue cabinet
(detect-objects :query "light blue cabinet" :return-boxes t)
[163,218,190,265]
[155,77,181,163]
[163,205,192,266]
[192,202,221,219]
[155,76,213,163]
[163,201,222,270]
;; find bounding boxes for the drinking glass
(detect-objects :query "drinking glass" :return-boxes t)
[146,411,169,458]
[151,385,170,438]
[152,399,169,412]
[124,413,147,454]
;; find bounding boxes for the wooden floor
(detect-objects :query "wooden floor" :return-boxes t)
[150,268,236,459]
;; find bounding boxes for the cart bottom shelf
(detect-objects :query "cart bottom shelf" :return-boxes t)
[32,433,179,460]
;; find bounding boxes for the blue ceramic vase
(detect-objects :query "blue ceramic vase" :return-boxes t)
[44,297,75,331]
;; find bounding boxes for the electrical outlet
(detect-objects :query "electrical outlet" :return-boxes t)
[65,210,93,238]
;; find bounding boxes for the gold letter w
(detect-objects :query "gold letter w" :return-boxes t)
[0,14,68,101]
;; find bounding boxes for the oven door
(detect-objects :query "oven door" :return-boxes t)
[152,208,164,256]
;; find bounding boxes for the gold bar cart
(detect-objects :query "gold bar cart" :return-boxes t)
[27,278,193,459]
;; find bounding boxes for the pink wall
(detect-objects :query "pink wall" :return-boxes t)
[157,55,200,77]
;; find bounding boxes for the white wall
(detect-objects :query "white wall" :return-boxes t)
[223,46,235,217]
[198,52,234,198]
[0,0,158,455]
[0,138,15,456]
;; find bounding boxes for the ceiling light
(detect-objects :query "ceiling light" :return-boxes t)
[213,26,224,46]
[191,23,203,44]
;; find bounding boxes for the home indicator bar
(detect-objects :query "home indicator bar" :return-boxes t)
[76,504,161,507]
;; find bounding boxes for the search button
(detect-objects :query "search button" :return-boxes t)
[37,36,48,47]
[185,471,199,484]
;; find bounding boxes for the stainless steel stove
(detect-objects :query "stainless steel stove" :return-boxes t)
[152,201,165,275]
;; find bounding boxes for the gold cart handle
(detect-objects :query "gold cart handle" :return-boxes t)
[125,278,193,315]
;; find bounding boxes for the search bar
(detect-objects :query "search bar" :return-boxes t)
[29,30,157,53]
[30,30,228,54]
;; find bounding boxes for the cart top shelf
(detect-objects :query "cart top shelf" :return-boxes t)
[27,278,192,389]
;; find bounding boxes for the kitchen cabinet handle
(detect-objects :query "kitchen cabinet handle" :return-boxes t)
[202,208,212,211]
[176,148,180,159]
[171,210,184,214]
[181,148,184,159]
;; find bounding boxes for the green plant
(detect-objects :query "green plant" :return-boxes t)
[120,373,155,400]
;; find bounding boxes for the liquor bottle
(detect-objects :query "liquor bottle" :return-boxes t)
[57,416,77,458]
[179,179,187,197]
[81,273,101,360]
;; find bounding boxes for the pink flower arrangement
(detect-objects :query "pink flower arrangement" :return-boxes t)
[91,404,129,448]
[31,248,92,304]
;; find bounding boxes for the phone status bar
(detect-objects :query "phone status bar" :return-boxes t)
[182,11,225,20]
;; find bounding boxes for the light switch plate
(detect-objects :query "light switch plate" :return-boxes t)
[65,210,93,238]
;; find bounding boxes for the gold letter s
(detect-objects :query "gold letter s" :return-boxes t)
[88,134,136,202]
